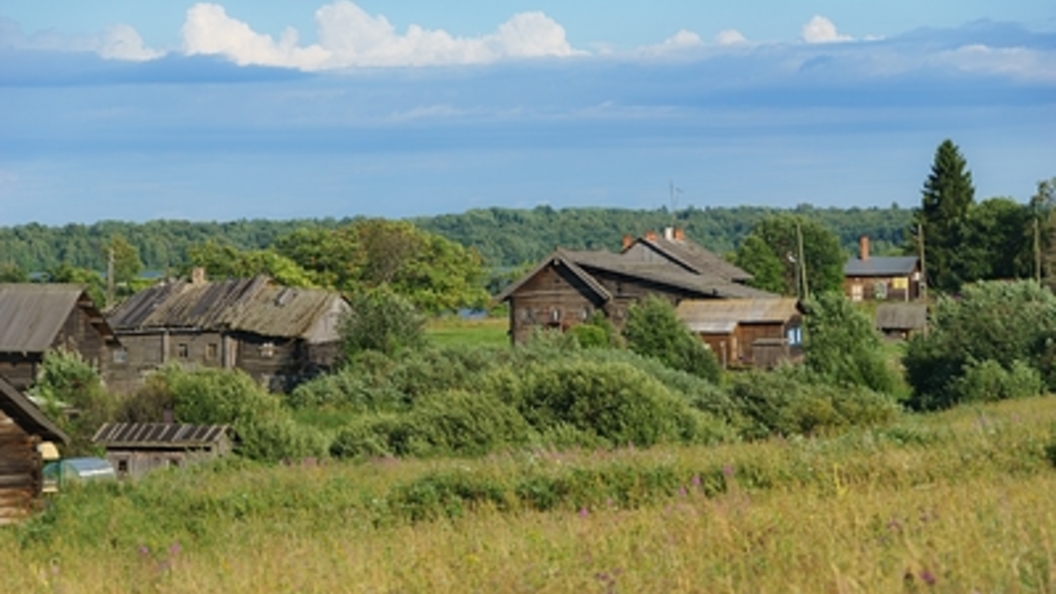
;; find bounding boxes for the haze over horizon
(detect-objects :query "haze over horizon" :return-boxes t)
[0,1,1053,226]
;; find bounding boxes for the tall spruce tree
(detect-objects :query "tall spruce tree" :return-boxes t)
[915,139,976,292]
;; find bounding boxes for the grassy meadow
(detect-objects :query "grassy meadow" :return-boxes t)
[5,395,1056,592]
[425,316,509,348]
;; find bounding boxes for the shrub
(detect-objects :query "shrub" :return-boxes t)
[340,286,427,359]
[330,413,414,459]
[904,281,1056,410]
[30,349,116,455]
[948,358,1043,404]
[803,291,898,394]
[406,390,532,457]
[622,296,721,382]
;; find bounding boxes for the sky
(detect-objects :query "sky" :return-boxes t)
[0,2,1054,225]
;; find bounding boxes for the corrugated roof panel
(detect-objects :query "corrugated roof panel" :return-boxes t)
[0,284,86,352]
[93,422,231,447]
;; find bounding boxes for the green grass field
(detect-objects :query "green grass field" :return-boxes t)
[425,316,509,348]
[5,395,1056,592]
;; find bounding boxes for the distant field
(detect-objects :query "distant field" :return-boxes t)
[426,316,509,348]
[5,396,1056,592]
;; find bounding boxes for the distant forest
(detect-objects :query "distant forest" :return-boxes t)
[0,205,912,274]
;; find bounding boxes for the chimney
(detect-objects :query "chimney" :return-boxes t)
[674,228,685,241]
[859,236,870,261]
[645,230,658,241]
[622,234,634,250]
[162,408,175,424]
[191,266,207,285]
[664,227,675,240]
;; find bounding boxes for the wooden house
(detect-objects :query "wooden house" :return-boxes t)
[876,302,928,340]
[106,275,348,393]
[844,236,922,302]
[621,227,754,283]
[496,230,774,344]
[676,298,803,369]
[0,284,119,391]
[0,374,68,524]
[93,422,233,479]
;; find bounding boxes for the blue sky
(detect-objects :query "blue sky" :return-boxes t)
[0,2,1054,225]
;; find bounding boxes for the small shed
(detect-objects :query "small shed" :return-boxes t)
[876,303,928,339]
[0,374,68,524]
[676,298,803,369]
[92,423,234,479]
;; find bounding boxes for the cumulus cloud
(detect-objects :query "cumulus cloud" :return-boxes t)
[182,1,582,70]
[634,29,707,56]
[715,29,747,46]
[937,44,1056,82]
[98,24,164,61]
[801,15,852,44]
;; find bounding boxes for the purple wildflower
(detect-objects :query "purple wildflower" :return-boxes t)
[137,544,150,557]
[920,568,936,586]
[579,507,589,518]
[169,542,182,556]
[691,474,701,487]
[722,464,735,478]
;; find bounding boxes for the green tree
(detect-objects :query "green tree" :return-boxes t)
[186,240,315,287]
[802,292,897,394]
[0,261,29,282]
[46,263,106,307]
[733,234,785,294]
[30,349,116,455]
[105,234,143,287]
[622,296,720,382]
[739,214,844,297]
[340,286,428,359]
[914,139,976,292]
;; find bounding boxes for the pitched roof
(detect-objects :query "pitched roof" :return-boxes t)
[876,303,928,331]
[676,298,801,334]
[494,250,612,303]
[566,250,774,299]
[844,256,919,277]
[0,284,114,353]
[107,277,346,342]
[93,422,231,448]
[0,374,68,443]
[625,236,753,282]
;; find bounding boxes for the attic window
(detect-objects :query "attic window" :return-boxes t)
[207,343,218,360]
[260,342,275,358]
[177,344,189,359]
[113,348,127,364]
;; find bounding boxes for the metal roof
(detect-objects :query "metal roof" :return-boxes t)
[676,298,802,334]
[107,276,346,342]
[876,303,928,330]
[93,422,231,448]
[0,283,113,352]
[844,256,919,277]
[0,373,69,443]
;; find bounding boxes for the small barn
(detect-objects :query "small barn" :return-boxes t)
[106,274,348,393]
[876,302,928,339]
[676,298,804,369]
[0,284,119,391]
[0,374,68,524]
[93,422,234,479]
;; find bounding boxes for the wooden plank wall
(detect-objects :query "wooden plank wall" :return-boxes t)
[0,410,40,525]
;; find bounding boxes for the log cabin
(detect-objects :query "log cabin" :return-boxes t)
[844,236,922,302]
[106,274,348,393]
[676,298,803,369]
[0,374,67,524]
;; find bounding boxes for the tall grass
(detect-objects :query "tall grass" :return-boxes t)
[425,316,509,348]
[4,397,1056,592]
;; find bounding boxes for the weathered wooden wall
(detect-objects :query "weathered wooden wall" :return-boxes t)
[0,409,41,525]
[507,264,606,344]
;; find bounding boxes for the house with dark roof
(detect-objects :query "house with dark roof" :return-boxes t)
[844,236,922,302]
[496,229,775,344]
[675,298,804,369]
[93,422,234,479]
[0,374,67,524]
[105,274,348,393]
[0,284,119,391]
[876,302,928,339]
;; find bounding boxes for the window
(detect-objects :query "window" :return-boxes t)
[117,459,129,476]
[260,342,275,358]
[787,327,803,346]
[874,282,888,300]
[112,348,127,364]
[206,343,218,360]
[177,343,189,359]
[850,284,863,302]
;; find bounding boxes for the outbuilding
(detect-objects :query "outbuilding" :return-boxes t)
[0,374,68,524]
[93,422,234,479]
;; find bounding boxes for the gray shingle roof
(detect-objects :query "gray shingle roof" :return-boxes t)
[93,422,231,448]
[876,303,928,331]
[629,236,753,282]
[676,298,800,333]
[0,284,114,353]
[844,257,919,277]
[0,374,68,444]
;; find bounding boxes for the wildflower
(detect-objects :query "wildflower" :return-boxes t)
[679,486,687,498]
[169,542,182,556]
[920,568,937,586]
[691,474,701,488]
[579,507,589,518]
[137,544,150,557]
[722,464,735,478]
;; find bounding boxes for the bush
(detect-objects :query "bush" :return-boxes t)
[727,368,899,439]
[948,358,1043,404]
[904,281,1056,410]
[622,296,721,382]
[340,286,427,358]
[803,291,898,394]
[30,349,116,455]
[330,413,414,459]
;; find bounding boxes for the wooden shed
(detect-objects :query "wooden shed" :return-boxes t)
[676,298,804,369]
[876,302,928,339]
[92,422,234,480]
[0,374,68,524]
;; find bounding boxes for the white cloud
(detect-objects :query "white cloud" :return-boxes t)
[635,29,705,56]
[715,29,747,46]
[181,1,582,70]
[801,15,852,44]
[98,24,164,61]
[937,44,1056,82]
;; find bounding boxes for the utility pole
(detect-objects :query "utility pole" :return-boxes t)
[1035,216,1042,285]
[796,222,808,300]
[917,223,927,303]
[106,247,115,308]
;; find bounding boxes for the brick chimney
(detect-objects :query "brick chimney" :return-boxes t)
[859,236,870,261]
[674,228,685,241]
[644,230,658,241]
[622,234,634,249]
[191,266,207,285]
